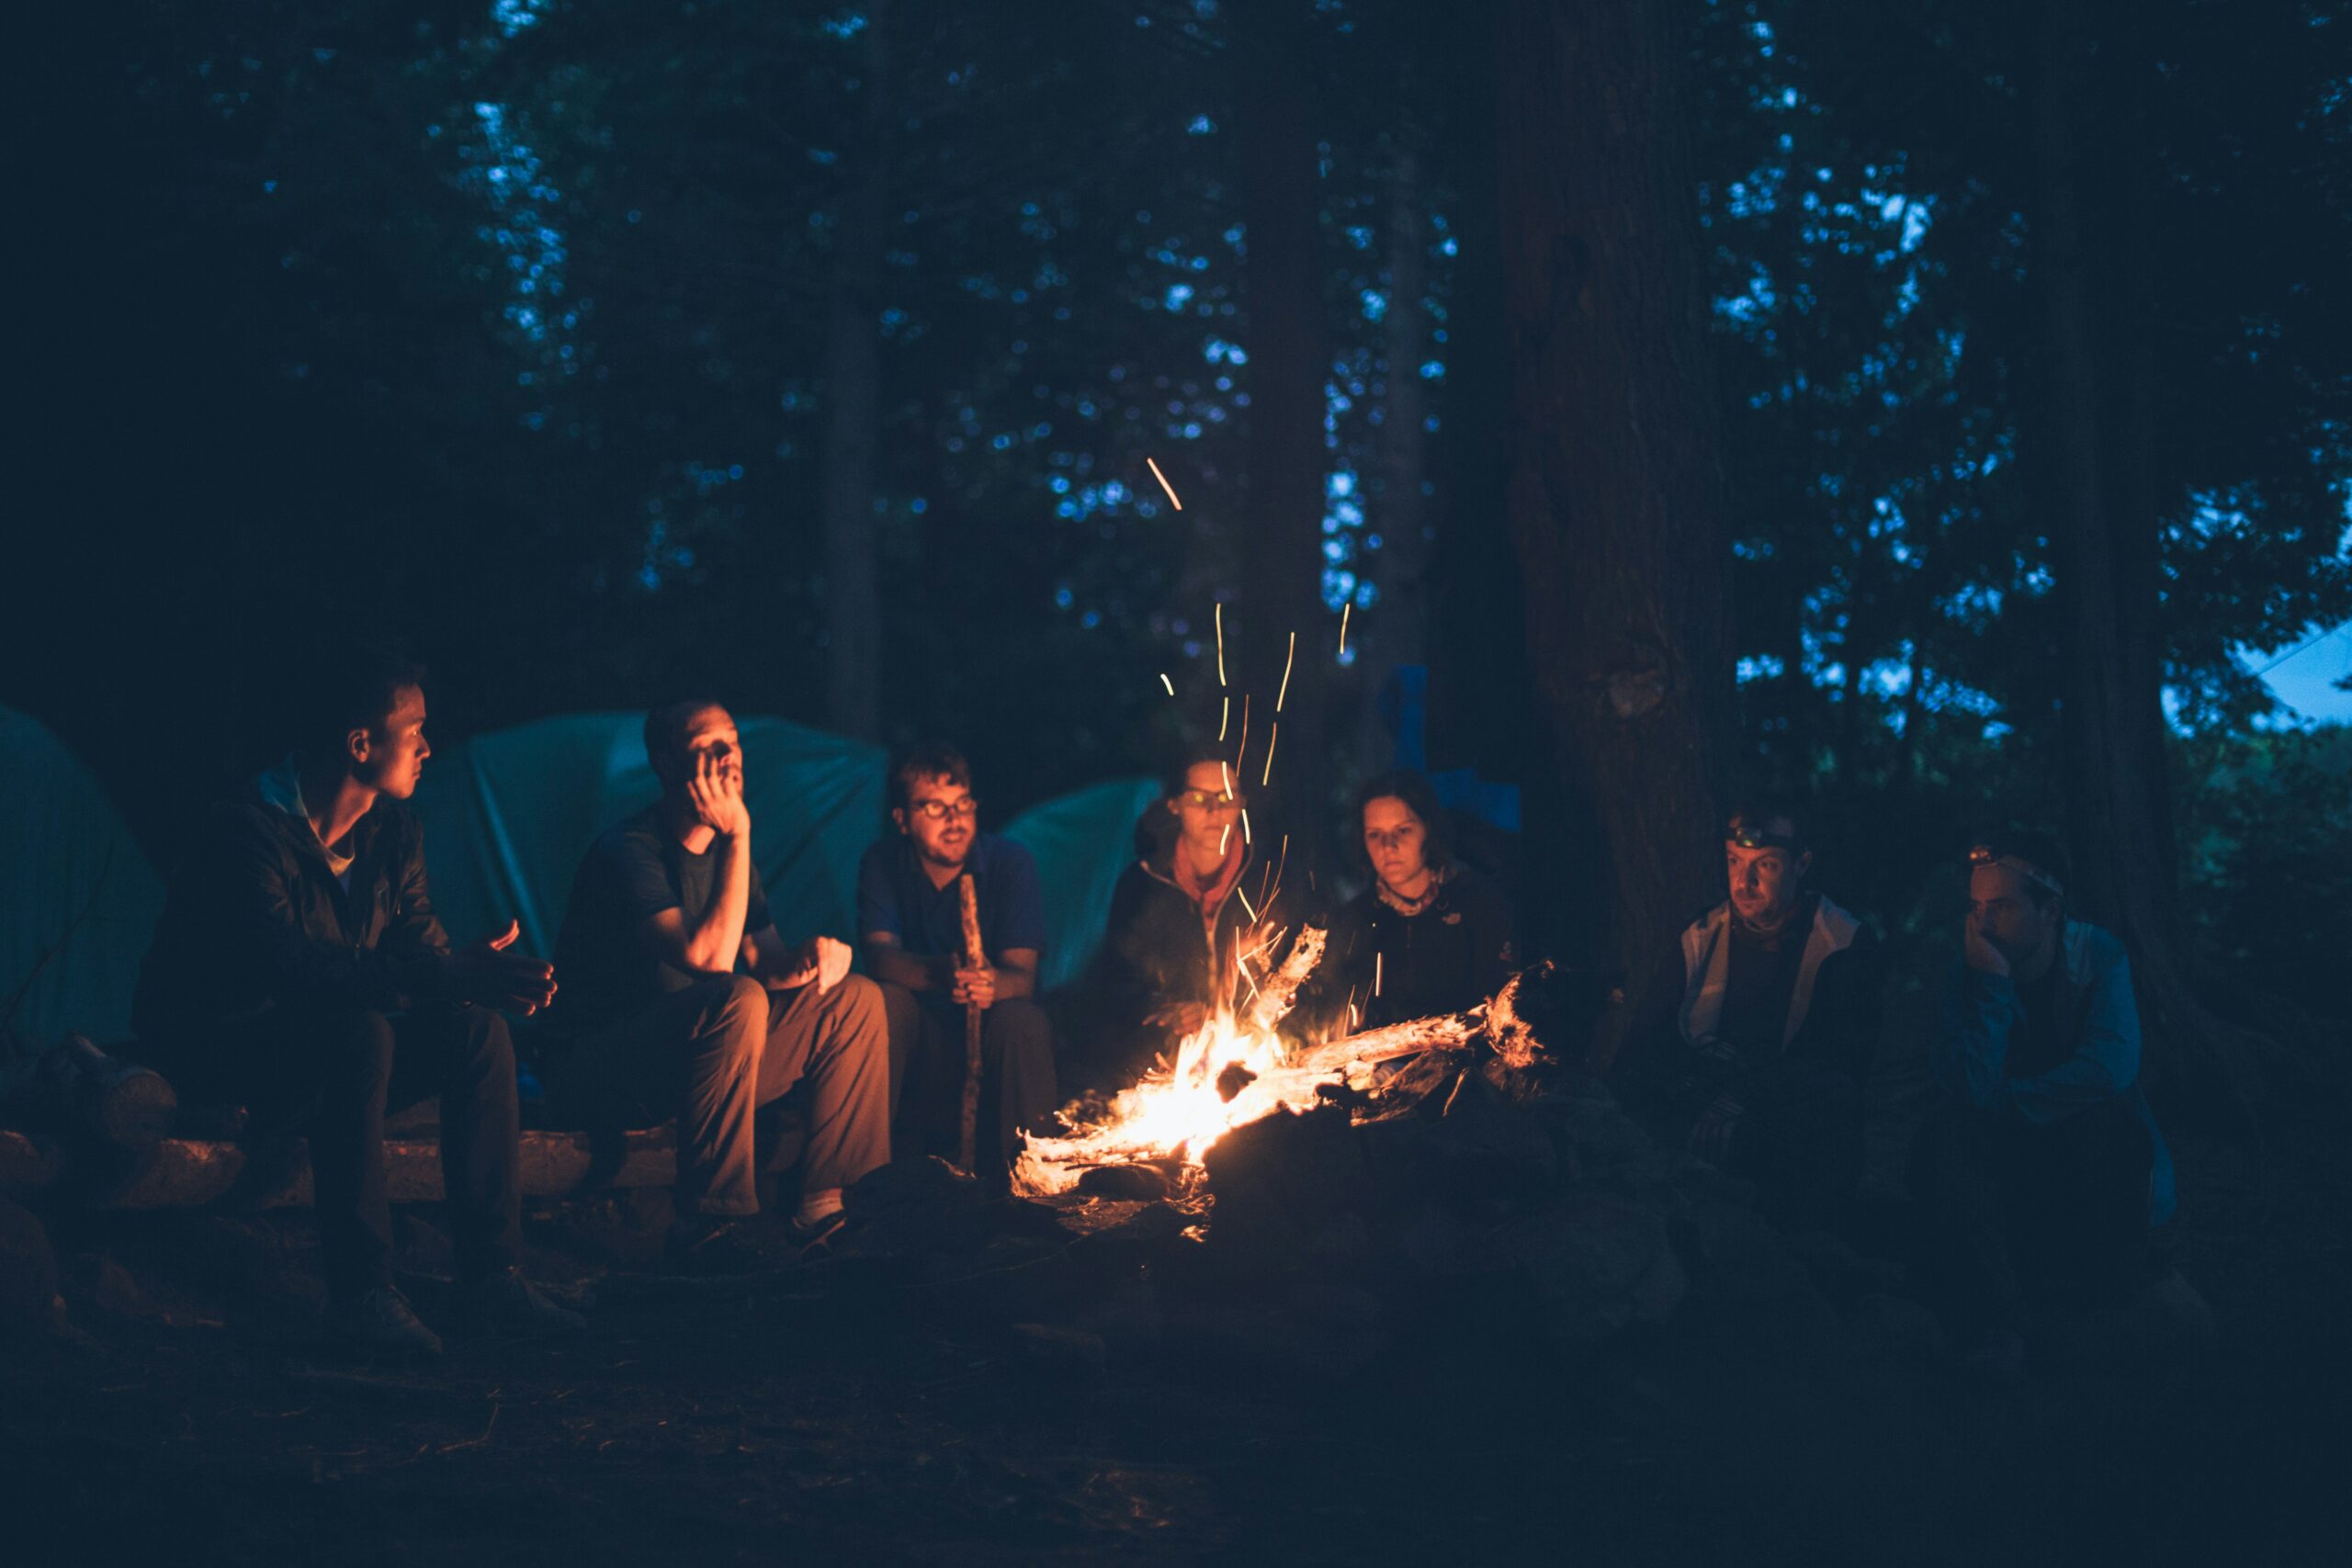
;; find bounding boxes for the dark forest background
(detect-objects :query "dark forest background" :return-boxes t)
[10,0,2348,1111]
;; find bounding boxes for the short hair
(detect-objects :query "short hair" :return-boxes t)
[1970,826,2071,909]
[1726,794,1809,852]
[1161,739,1240,803]
[643,697,726,784]
[300,645,425,758]
[1356,769,1454,871]
[892,741,972,812]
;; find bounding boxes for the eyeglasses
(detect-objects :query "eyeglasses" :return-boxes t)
[910,797,979,822]
[1176,788,1244,811]
[1966,842,2064,897]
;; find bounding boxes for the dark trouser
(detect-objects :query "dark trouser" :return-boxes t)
[165,1006,523,1301]
[879,983,1057,1176]
[1728,1064,1864,1229]
[1909,1095,2154,1337]
[546,975,890,1218]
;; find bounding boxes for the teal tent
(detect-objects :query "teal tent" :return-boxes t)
[0,707,165,1048]
[407,712,1154,990]
[406,713,888,958]
[1001,777,1161,990]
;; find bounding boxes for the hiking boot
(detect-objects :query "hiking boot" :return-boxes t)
[458,1266,587,1339]
[324,1285,444,1358]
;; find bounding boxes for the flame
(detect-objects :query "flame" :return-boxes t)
[1012,1010,1338,1197]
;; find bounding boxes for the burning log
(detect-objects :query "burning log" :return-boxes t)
[1293,965,1554,1082]
[1245,924,1325,1037]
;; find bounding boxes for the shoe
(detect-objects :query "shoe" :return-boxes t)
[458,1266,587,1338]
[1960,1328,2026,1383]
[662,1217,775,1276]
[786,1208,847,1252]
[324,1285,444,1358]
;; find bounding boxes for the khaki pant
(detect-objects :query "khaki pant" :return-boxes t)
[548,974,890,1217]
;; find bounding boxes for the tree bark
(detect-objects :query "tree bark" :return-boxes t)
[2031,1,2254,1122]
[1359,130,1432,762]
[1495,0,1733,1036]
[817,0,892,741]
[1234,3,1333,835]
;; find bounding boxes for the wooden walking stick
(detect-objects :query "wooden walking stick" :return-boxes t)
[956,873,985,1175]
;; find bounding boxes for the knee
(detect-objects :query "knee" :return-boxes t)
[985,998,1053,1056]
[325,1009,399,1074]
[459,1007,516,1069]
[831,974,888,1042]
[699,976,771,1054]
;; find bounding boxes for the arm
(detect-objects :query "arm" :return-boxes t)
[865,931,953,993]
[2006,950,2142,1124]
[960,847,1047,1006]
[742,922,853,993]
[638,828,753,976]
[1935,962,2022,1111]
[1463,877,1519,1003]
[1802,939,1883,1090]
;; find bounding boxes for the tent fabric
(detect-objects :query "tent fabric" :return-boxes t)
[1000,777,1164,991]
[406,713,888,961]
[0,706,165,1048]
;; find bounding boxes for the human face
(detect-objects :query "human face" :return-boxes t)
[1168,761,1243,858]
[1967,863,2061,975]
[673,706,743,796]
[354,684,431,800]
[897,771,978,870]
[1725,815,1810,929]
[1363,795,1432,898]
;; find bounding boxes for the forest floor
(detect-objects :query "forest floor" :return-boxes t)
[4,1100,2346,1566]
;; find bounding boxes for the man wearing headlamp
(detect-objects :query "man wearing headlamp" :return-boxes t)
[1915,828,2175,1377]
[1617,798,1881,1226]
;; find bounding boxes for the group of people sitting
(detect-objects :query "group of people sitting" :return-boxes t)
[127,649,2174,1373]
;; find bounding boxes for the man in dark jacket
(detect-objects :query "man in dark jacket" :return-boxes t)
[1913,829,2174,1377]
[134,650,580,1355]
[1617,798,1881,1225]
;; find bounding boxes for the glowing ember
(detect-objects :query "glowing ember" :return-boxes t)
[1147,456,1184,511]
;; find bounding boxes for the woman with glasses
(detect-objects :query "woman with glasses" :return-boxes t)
[1074,744,1288,1090]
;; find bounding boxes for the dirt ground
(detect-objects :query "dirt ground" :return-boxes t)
[5,1104,2347,1567]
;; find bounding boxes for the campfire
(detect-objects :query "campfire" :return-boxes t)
[1012,926,1546,1198]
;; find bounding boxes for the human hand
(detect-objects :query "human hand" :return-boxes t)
[797,935,854,993]
[952,964,997,1010]
[685,748,751,838]
[1689,1094,1744,1163]
[1963,917,2009,977]
[451,919,559,1014]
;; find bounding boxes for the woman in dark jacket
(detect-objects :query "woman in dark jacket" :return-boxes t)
[1297,771,1517,1039]
[1074,747,1291,1088]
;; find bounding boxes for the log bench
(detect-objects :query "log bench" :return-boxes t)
[0,1122,679,1210]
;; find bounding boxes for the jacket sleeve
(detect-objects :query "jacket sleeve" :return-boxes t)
[1937,953,2140,1122]
[1801,938,1882,1089]
[221,817,451,1013]
[1090,865,1162,1023]
[383,817,455,958]
[2008,949,2143,1124]
[1462,876,1519,1005]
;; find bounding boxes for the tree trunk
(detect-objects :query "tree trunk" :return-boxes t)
[817,1,892,741]
[1495,0,1733,1036]
[1359,130,1432,767]
[2031,2,2255,1122]
[1234,3,1333,840]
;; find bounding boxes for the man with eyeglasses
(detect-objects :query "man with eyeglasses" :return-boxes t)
[1615,797,1881,1226]
[857,741,1055,1181]
[541,700,890,1268]
[1913,829,2174,1377]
